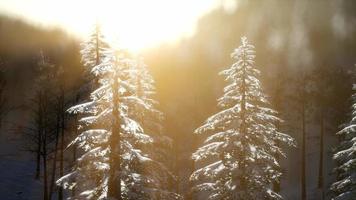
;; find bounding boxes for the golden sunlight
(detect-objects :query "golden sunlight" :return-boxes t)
[1,1,355,200]
[0,0,219,52]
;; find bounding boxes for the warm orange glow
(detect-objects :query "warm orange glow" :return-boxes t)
[0,0,219,52]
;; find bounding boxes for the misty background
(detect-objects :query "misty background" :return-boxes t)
[1,0,356,199]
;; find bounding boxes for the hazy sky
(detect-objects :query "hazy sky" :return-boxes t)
[0,0,237,51]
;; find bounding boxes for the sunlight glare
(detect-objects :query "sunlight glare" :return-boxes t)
[0,0,218,52]
[94,0,217,52]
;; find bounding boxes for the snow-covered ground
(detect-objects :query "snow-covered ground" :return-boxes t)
[0,156,42,200]
[0,106,42,200]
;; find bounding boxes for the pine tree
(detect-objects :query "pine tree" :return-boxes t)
[330,69,356,200]
[63,23,108,198]
[130,58,172,159]
[131,58,161,132]
[130,57,178,195]
[80,23,111,93]
[58,48,181,199]
[80,23,110,70]
[190,37,295,200]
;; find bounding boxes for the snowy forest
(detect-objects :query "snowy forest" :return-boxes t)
[1,0,356,200]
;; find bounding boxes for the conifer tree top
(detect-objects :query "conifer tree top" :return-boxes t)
[191,36,295,200]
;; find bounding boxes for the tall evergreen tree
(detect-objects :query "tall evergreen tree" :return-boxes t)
[131,57,178,194]
[330,67,356,200]
[190,37,295,200]
[130,58,172,160]
[80,23,110,93]
[80,23,110,70]
[58,48,181,199]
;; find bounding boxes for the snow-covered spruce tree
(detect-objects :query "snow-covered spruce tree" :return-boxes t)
[129,57,177,193]
[130,58,172,160]
[57,49,181,200]
[60,23,109,198]
[190,37,295,200]
[80,23,110,92]
[330,79,356,200]
[131,58,162,134]
[81,23,110,70]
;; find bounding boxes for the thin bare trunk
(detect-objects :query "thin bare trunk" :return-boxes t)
[35,140,41,179]
[58,87,64,200]
[95,25,100,66]
[301,77,307,200]
[49,109,60,200]
[42,94,49,200]
[42,130,48,200]
[318,108,324,200]
[35,94,42,180]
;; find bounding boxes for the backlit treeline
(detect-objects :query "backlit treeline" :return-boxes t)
[56,30,296,199]
[57,24,181,200]
[24,25,356,200]
[21,51,70,200]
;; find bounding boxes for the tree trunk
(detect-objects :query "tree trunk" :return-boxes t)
[42,129,48,200]
[93,24,101,88]
[36,92,42,180]
[108,72,121,199]
[58,87,64,200]
[301,78,307,200]
[40,91,49,200]
[237,49,247,194]
[35,141,41,179]
[95,24,100,66]
[318,108,325,200]
[173,141,180,196]
[49,109,60,200]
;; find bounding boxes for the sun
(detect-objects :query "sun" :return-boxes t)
[91,0,218,53]
[0,0,218,52]
[61,0,218,53]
